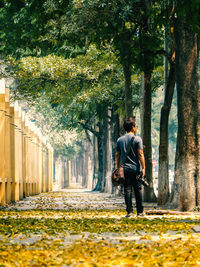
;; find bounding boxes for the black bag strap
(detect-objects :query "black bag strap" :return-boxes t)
[122,135,135,165]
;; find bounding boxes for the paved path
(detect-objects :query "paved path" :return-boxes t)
[4,189,158,211]
[0,190,200,266]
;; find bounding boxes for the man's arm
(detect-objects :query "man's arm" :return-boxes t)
[116,151,121,168]
[138,149,145,177]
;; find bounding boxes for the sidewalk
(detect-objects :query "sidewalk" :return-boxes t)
[0,190,200,266]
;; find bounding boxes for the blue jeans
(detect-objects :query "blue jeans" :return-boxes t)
[124,171,143,215]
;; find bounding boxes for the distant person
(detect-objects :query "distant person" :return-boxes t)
[116,117,145,217]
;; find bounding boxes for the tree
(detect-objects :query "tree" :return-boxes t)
[158,59,175,205]
[170,0,200,211]
[69,0,164,201]
[158,1,176,205]
[11,44,127,192]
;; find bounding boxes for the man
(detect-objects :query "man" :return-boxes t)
[116,117,145,217]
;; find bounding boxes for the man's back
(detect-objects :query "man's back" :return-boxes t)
[116,133,143,174]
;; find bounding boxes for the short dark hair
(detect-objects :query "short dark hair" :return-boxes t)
[123,117,136,132]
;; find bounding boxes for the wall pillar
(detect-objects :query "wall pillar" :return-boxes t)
[4,88,12,203]
[0,80,6,205]
[48,147,53,191]
[21,112,26,198]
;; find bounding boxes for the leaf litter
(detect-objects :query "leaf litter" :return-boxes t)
[0,190,200,266]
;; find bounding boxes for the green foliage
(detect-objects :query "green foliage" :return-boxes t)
[174,0,200,34]
[0,0,165,65]
[0,0,48,58]
[12,45,127,156]
[11,45,142,137]
[62,0,164,69]
[12,45,121,102]
[10,44,169,159]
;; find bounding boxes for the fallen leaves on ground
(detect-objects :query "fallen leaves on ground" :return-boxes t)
[0,190,200,266]
[0,211,199,236]
[1,237,200,266]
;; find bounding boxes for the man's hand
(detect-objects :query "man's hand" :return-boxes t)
[141,168,145,177]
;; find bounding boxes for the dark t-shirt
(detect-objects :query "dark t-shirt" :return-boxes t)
[116,133,143,174]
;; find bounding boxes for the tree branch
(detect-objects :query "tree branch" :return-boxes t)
[142,49,171,60]
[133,102,140,111]
[78,122,99,137]
[84,129,92,144]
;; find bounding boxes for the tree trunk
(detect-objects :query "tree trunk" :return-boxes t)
[139,2,157,202]
[82,142,87,188]
[123,63,132,118]
[140,73,145,136]
[101,108,112,193]
[170,16,200,211]
[111,105,120,170]
[106,109,113,194]
[93,123,103,191]
[158,61,175,205]
[86,138,94,190]
[142,62,157,202]
[111,105,121,195]
[92,135,98,189]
